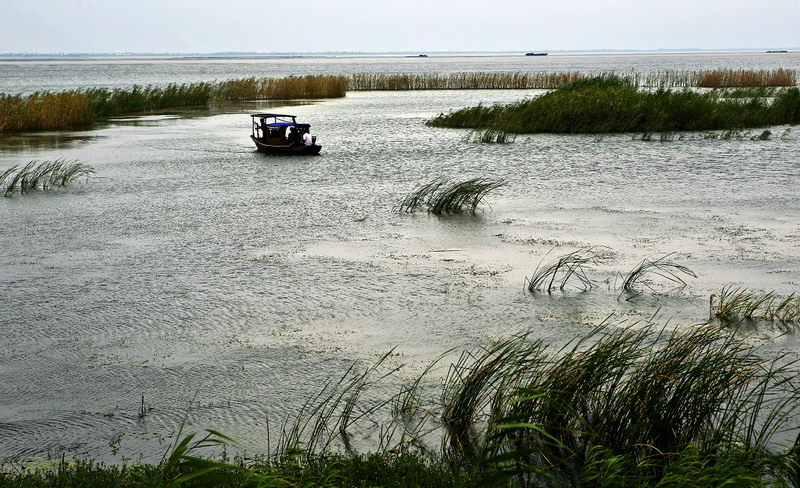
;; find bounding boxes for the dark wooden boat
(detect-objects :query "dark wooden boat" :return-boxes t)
[525,52,548,56]
[250,113,322,155]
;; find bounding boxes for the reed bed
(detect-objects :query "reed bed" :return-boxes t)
[350,72,583,91]
[0,92,94,131]
[0,75,348,132]
[711,286,800,325]
[1,159,94,197]
[697,68,797,87]
[349,69,798,91]
[525,248,599,293]
[399,177,505,215]
[429,76,800,134]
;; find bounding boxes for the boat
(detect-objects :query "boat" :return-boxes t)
[525,52,548,56]
[250,113,322,155]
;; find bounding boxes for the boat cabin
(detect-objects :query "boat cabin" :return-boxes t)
[250,113,321,155]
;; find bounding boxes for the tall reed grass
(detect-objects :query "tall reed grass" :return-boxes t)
[350,69,797,91]
[0,75,348,132]
[4,323,800,487]
[441,324,800,486]
[0,92,94,132]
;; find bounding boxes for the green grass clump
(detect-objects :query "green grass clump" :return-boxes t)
[399,177,506,215]
[428,76,800,134]
[1,159,94,197]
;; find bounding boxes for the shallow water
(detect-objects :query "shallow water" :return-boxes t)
[1,55,800,464]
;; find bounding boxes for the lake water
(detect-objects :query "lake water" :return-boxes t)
[1,53,800,464]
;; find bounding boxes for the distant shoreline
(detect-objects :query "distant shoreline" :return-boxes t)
[1,48,798,61]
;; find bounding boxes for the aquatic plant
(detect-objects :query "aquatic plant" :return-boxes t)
[399,177,506,215]
[349,69,797,92]
[428,76,800,134]
[619,253,696,297]
[442,324,800,486]
[0,75,349,132]
[710,287,800,325]
[3,323,800,487]
[525,248,599,293]
[1,159,94,197]
[0,92,94,132]
[697,68,797,87]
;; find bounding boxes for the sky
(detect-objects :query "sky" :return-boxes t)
[1,0,799,54]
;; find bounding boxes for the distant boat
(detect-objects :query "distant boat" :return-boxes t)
[766,50,788,53]
[525,52,548,56]
[418,54,428,57]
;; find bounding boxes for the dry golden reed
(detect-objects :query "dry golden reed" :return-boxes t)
[0,92,94,132]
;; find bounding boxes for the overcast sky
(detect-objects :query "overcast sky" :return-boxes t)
[1,0,799,54]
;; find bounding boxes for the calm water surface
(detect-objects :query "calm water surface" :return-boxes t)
[1,54,800,463]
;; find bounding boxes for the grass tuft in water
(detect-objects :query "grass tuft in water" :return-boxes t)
[619,253,696,298]
[1,159,94,197]
[710,287,800,325]
[399,177,506,215]
[525,248,599,293]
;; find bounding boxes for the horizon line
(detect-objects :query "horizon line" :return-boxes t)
[1,47,799,57]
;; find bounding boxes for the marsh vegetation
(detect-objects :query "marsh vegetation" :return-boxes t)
[4,323,800,487]
[0,75,348,132]
[428,76,800,134]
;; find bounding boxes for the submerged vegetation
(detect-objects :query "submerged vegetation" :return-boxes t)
[399,177,506,215]
[428,76,800,134]
[5,323,800,487]
[1,159,94,197]
[0,75,348,132]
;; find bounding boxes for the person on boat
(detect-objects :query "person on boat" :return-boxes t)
[287,126,301,145]
[302,131,313,146]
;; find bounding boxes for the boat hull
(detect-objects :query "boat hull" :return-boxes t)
[251,136,322,155]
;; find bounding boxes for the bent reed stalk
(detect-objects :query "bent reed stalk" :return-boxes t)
[525,248,599,293]
[0,75,348,133]
[399,177,506,215]
[620,253,696,298]
[1,159,94,197]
